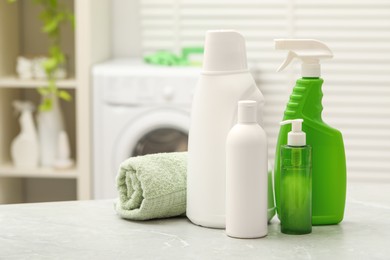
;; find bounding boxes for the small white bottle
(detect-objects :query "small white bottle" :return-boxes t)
[226,100,268,238]
[11,101,39,168]
[54,130,74,169]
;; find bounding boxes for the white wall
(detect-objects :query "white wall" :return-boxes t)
[112,0,142,58]
[111,0,390,180]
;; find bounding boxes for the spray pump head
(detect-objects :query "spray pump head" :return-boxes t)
[280,119,306,146]
[13,100,35,115]
[275,39,333,77]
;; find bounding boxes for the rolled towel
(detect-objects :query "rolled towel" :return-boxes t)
[115,152,187,220]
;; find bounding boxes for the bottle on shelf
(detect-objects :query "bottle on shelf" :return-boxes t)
[11,100,39,168]
[54,130,74,169]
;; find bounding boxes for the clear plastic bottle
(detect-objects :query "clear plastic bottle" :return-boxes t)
[280,119,312,235]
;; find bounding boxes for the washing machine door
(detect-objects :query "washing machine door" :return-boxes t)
[112,108,190,181]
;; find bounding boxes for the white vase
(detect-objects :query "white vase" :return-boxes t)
[37,95,65,167]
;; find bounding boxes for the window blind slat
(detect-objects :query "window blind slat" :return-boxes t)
[139,0,390,178]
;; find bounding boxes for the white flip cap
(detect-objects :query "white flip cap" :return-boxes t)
[238,100,257,123]
[275,39,333,77]
[202,30,248,73]
[280,119,306,146]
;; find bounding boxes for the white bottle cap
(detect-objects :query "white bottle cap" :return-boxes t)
[202,30,248,73]
[238,100,257,123]
[280,119,306,146]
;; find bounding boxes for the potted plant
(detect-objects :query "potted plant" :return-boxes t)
[9,0,74,110]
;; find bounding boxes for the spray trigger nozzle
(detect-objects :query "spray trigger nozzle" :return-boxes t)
[13,101,35,116]
[280,119,306,146]
[275,39,333,77]
[277,51,297,72]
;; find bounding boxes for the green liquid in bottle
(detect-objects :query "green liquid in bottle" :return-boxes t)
[280,145,312,235]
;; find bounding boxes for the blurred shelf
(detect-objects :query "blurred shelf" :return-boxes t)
[0,163,78,179]
[0,76,77,89]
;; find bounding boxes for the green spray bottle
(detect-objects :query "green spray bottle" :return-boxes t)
[274,39,346,225]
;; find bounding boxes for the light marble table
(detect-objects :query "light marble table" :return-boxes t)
[0,181,389,259]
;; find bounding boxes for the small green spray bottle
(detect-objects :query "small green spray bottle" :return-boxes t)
[280,119,312,235]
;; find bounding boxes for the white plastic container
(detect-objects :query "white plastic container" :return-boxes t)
[226,100,268,238]
[11,101,39,168]
[187,30,265,228]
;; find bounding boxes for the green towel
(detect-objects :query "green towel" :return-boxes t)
[115,152,187,220]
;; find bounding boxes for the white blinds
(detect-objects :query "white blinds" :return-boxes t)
[140,0,390,178]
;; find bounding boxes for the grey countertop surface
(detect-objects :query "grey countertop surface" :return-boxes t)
[0,181,389,260]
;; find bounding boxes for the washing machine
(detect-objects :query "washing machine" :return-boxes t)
[93,59,200,199]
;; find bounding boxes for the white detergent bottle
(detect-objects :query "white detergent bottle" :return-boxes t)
[11,101,39,168]
[226,100,268,238]
[187,30,265,228]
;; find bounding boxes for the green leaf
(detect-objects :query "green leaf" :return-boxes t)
[49,46,65,64]
[49,45,60,56]
[43,58,57,73]
[7,0,17,3]
[48,79,56,91]
[42,18,59,34]
[39,98,53,112]
[49,0,58,9]
[67,12,76,29]
[58,90,72,101]
[37,87,50,96]
[34,0,46,5]
[57,13,65,21]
